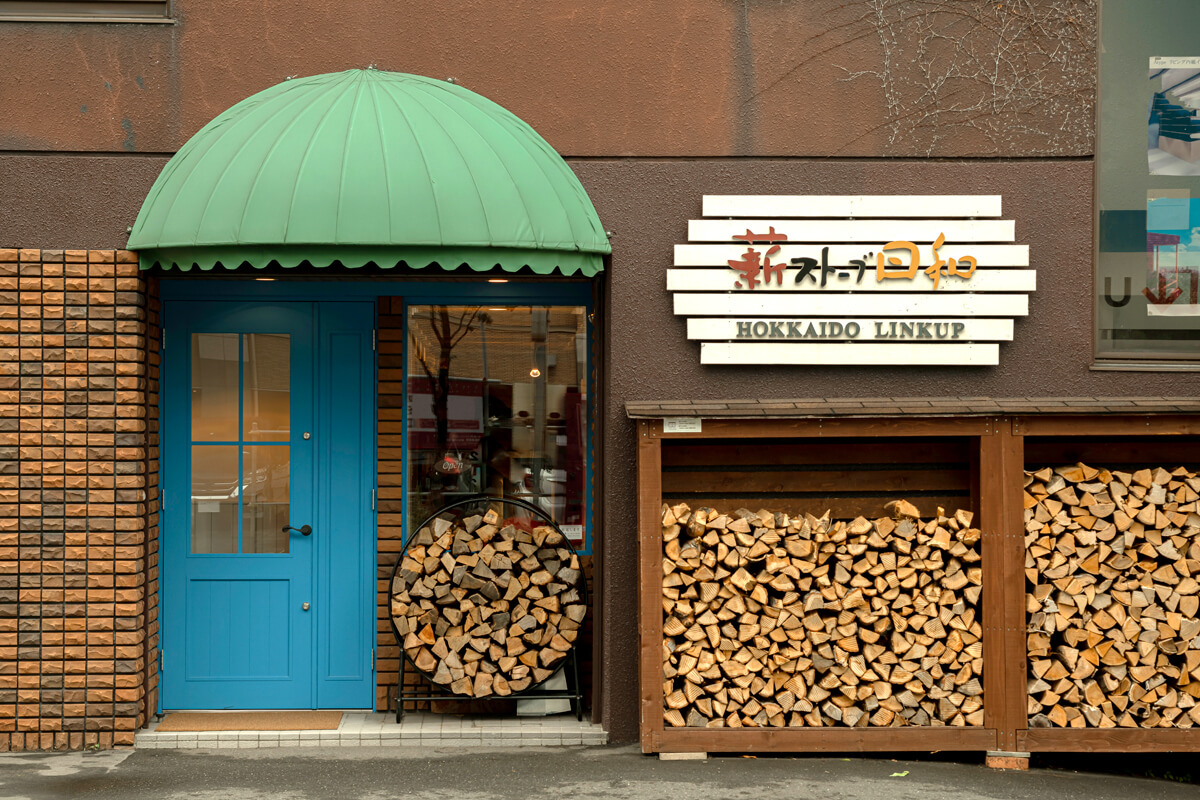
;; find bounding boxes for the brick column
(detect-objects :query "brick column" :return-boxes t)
[0,249,157,751]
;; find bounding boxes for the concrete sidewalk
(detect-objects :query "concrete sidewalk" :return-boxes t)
[0,745,1197,800]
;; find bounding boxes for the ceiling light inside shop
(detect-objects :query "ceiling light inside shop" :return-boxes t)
[488,278,508,283]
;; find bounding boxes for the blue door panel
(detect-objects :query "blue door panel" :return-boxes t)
[163,300,375,710]
[316,305,376,706]
[186,579,291,679]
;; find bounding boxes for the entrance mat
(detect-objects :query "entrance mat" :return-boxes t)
[156,711,344,732]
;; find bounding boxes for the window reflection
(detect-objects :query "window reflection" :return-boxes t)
[191,445,239,553]
[244,334,290,441]
[242,446,290,554]
[406,306,588,545]
[191,334,239,441]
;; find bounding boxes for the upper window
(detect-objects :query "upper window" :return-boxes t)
[1096,0,1200,364]
[0,1,170,22]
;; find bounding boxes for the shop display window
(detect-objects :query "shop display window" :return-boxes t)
[405,305,590,547]
[1096,0,1200,363]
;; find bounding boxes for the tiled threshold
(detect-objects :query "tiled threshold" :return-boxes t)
[135,711,608,749]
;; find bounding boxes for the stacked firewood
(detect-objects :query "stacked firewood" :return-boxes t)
[1025,463,1200,728]
[391,507,587,697]
[661,500,984,728]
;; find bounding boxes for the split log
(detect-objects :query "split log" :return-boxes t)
[661,501,984,728]
[391,505,587,697]
[1025,462,1200,729]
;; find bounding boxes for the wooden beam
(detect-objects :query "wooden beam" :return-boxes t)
[978,424,1026,753]
[654,727,998,753]
[1013,415,1200,436]
[1019,728,1200,752]
[651,417,993,439]
[637,420,665,754]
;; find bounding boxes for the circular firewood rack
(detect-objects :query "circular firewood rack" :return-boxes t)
[389,496,588,720]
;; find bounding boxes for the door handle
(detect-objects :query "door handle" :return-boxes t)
[282,524,312,536]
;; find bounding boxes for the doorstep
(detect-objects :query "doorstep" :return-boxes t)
[134,711,608,749]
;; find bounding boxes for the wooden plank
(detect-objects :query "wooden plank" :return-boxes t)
[674,293,1029,317]
[637,420,665,754]
[687,317,1014,342]
[653,417,992,439]
[1019,728,1200,752]
[688,219,1016,243]
[661,466,968,495]
[662,439,971,467]
[667,268,1036,293]
[1024,437,1200,468]
[653,727,998,753]
[1013,415,1200,436]
[658,494,971,521]
[675,243,1030,267]
[702,194,1003,219]
[700,342,999,367]
[977,426,1026,753]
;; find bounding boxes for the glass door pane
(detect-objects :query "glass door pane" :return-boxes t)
[243,445,291,554]
[244,333,291,441]
[191,445,238,554]
[191,333,239,441]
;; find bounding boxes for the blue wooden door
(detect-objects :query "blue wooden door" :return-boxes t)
[162,301,375,710]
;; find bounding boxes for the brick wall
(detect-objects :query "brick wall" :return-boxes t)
[0,248,158,751]
[376,297,404,710]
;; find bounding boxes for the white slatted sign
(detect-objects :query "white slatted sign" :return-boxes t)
[669,195,1032,366]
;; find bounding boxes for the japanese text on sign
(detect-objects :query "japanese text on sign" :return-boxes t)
[727,230,977,290]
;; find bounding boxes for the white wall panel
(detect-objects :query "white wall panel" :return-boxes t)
[687,219,1015,243]
[700,342,1000,366]
[685,317,1015,341]
[667,269,1036,292]
[673,244,1030,267]
[702,195,1003,219]
[673,293,1029,317]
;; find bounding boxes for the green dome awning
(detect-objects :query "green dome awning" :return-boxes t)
[128,70,609,275]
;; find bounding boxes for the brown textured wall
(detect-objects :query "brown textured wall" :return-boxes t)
[0,248,156,751]
[0,0,1095,158]
[0,156,167,251]
[568,158,1200,742]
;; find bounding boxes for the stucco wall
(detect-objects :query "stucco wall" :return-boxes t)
[0,1,1095,158]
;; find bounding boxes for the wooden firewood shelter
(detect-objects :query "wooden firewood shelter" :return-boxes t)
[630,397,1200,761]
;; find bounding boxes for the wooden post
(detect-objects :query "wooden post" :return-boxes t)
[637,420,665,753]
[978,419,1026,757]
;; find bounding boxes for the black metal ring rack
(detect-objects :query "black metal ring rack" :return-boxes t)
[389,495,588,721]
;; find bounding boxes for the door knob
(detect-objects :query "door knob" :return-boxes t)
[283,524,312,536]
[302,602,310,611]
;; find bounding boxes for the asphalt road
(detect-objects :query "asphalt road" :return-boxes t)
[0,745,1196,800]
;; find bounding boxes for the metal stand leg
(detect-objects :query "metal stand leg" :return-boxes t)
[571,649,583,721]
[396,655,406,722]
